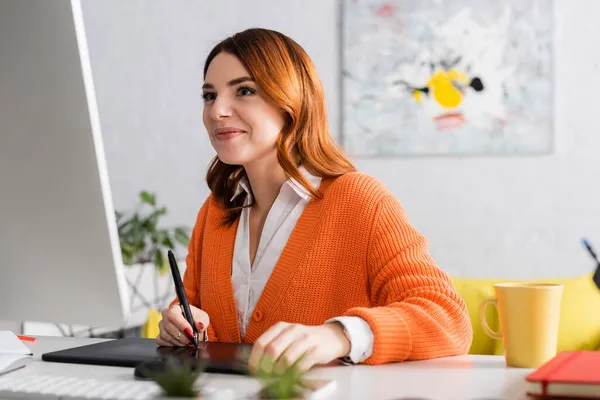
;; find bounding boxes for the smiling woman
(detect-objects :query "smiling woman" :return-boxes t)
[202,53,292,186]
[157,27,473,372]
[201,29,353,227]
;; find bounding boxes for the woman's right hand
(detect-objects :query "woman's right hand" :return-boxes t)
[157,303,210,347]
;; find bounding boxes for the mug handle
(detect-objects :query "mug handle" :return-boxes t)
[479,298,502,340]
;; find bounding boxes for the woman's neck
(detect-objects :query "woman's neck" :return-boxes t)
[243,153,287,214]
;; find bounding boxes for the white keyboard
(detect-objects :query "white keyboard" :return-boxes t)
[0,374,161,399]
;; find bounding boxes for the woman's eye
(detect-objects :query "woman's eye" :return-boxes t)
[202,92,216,102]
[237,87,256,97]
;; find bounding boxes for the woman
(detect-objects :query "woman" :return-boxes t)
[157,28,472,372]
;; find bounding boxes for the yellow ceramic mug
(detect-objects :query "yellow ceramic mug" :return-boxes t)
[479,283,563,368]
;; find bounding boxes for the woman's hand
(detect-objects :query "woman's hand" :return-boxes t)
[156,303,210,347]
[249,322,351,374]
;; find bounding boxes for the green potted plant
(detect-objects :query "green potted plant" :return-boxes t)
[146,351,335,399]
[116,190,190,273]
[253,355,311,399]
[115,190,191,330]
[149,358,205,399]
[149,355,310,399]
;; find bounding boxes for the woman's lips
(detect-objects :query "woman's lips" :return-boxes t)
[214,128,245,141]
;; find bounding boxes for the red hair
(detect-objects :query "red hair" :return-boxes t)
[204,28,355,225]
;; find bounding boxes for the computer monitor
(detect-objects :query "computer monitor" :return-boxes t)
[0,0,130,327]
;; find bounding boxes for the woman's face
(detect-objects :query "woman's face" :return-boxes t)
[202,52,285,166]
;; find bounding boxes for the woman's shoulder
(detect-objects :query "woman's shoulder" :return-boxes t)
[324,171,394,210]
[327,171,392,199]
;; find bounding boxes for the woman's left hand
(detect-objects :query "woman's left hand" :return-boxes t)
[248,321,351,374]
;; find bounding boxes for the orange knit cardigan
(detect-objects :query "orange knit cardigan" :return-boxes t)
[179,172,472,365]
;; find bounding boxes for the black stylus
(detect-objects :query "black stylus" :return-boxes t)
[168,250,199,348]
[583,238,600,290]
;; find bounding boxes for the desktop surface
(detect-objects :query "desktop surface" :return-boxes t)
[0,336,534,400]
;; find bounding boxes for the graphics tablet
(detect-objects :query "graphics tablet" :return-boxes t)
[41,338,251,375]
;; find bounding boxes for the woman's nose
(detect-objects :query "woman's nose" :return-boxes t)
[210,96,233,120]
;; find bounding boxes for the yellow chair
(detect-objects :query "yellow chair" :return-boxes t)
[451,273,600,355]
[141,308,162,339]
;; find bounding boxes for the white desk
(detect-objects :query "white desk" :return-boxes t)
[10,336,534,399]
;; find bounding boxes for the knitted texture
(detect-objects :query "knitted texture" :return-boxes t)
[179,172,472,365]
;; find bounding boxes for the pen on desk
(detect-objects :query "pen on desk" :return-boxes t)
[582,238,600,290]
[168,250,199,348]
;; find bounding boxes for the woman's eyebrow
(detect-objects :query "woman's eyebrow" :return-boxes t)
[202,76,254,90]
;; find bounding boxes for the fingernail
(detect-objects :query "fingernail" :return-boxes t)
[197,322,204,330]
[184,327,194,340]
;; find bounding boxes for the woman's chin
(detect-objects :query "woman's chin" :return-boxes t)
[216,153,246,166]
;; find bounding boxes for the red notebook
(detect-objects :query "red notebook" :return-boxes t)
[526,351,600,399]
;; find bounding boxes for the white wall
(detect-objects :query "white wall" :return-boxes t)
[0,321,20,334]
[82,0,600,279]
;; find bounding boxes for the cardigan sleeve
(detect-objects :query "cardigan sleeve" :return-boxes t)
[169,197,218,341]
[343,194,472,365]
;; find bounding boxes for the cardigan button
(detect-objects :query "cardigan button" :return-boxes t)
[252,309,264,322]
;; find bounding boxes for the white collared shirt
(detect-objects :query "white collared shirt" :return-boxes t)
[230,167,374,363]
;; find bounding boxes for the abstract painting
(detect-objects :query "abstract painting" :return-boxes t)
[341,0,554,156]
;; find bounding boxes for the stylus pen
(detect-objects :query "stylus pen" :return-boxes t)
[583,238,600,290]
[168,250,199,348]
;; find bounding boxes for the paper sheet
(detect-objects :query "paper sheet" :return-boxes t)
[0,331,33,355]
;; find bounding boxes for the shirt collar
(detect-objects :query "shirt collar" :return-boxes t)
[230,176,252,202]
[229,165,322,202]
